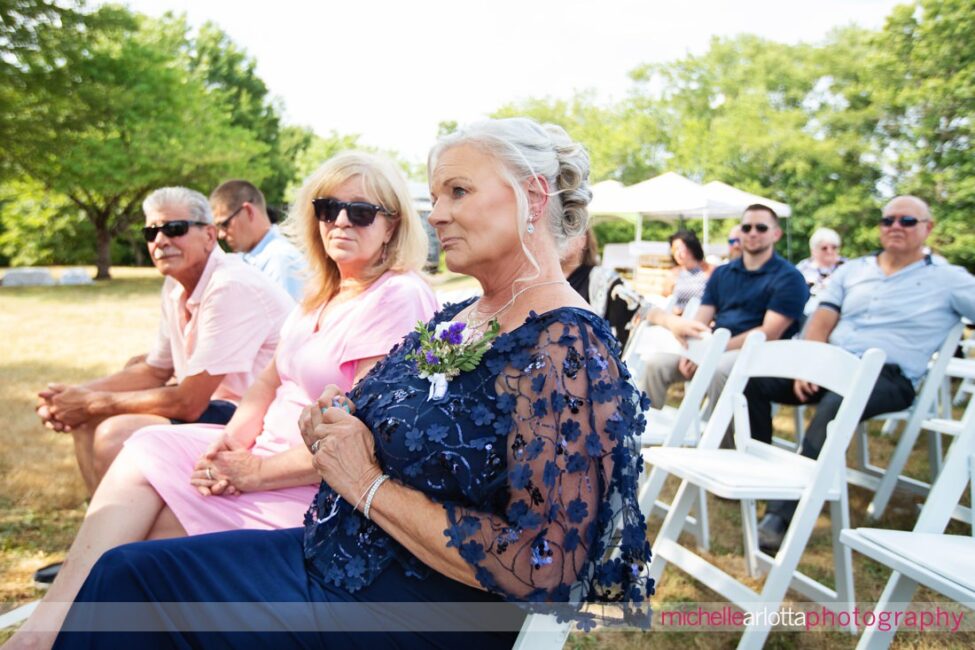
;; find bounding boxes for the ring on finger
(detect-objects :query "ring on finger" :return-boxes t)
[310,438,323,454]
[206,467,214,481]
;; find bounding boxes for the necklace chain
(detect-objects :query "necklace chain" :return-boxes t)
[465,279,567,330]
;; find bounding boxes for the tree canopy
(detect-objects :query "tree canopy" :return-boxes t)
[492,0,975,269]
[1,5,287,277]
[2,0,972,272]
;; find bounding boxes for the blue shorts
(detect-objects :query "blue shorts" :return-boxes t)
[169,399,237,425]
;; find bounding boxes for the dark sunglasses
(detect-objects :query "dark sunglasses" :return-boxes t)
[312,198,392,227]
[727,237,741,245]
[214,206,244,232]
[142,220,209,242]
[879,215,925,228]
[740,223,770,234]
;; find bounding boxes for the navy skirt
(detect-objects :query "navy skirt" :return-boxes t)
[54,527,522,649]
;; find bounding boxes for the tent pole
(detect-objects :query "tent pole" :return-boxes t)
[703,209,709,250]
[786,216,792,261]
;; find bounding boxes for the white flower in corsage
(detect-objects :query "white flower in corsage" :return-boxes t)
[407,320,501,401]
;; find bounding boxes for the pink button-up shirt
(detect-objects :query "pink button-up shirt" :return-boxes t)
[146,247,295,403]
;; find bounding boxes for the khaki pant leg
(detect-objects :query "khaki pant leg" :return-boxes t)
[642,352,683,410]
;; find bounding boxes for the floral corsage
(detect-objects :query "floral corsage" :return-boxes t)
[407,320,500,400]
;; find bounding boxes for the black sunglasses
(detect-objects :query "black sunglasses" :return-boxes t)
[142,220,209,242]
[879,215,925,228]
[312,198,392,227]
[740,223,770,234]
[214,206,244,232]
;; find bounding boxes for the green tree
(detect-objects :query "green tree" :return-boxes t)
[0,177,95,265]
[285,131,365,203]
[4,10,270,279]
[284,130,425,204]
[492,90,667,184]
[0,1,131,180]
[873,0,975,269]
[629,30,885,260]
[187,21,302,204]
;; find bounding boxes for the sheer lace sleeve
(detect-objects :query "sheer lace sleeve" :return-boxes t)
[442,310,652,624]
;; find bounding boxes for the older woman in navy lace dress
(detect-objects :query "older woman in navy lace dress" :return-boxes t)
[50,118,652,649]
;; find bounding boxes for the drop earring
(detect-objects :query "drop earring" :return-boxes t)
[380,242,388,263]
[527,222,535,234]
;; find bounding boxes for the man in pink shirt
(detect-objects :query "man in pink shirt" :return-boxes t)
[36,187,294,494]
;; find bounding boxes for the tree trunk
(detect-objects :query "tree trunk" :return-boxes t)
[95,226,112,280]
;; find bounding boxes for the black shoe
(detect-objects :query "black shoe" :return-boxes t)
[757,514,788,554]
[33,561,62,589]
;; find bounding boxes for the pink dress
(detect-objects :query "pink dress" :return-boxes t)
[123,271,438,535]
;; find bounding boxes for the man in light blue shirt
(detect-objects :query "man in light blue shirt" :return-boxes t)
[745,195,975,551]
[210,180,306,301]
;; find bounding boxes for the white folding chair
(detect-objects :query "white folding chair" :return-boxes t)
[512,613,571,650]
[771,315,816,453]
[841,390,975,649]
[636,327,731,551]
[854,322,965,520]
[0,601,39,632]
[645,333,885,649]
[948,319,974,408]
[948,356,975,409]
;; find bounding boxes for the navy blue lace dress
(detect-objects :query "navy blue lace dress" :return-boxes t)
[55,301,653,650]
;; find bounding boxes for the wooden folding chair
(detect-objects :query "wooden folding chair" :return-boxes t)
[841,386,975,649]
[644,333,885,649]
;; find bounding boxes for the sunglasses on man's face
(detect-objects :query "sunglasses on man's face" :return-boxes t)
[214,206,244,232]
[142,220,209,242]
[740,223,770,234]
[879,215,925,228]
[312,198,391,227]
[728,237,741,245]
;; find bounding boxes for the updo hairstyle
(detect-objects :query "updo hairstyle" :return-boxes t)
[428,117,592,253]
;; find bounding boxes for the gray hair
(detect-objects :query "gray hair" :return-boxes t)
[429,117,592,253]
[143,187,213,224]
[809,227,841,251]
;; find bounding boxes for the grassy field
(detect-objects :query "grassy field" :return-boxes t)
[0,267,971,648]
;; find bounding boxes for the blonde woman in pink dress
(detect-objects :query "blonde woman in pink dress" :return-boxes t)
[10,152,438,647]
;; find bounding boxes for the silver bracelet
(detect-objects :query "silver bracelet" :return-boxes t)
[353,472,382,512]
[362,473,390,521]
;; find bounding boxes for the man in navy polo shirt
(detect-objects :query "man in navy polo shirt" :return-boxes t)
[643,204,808,414]
[747,195,975,552]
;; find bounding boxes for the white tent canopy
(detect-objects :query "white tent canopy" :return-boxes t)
[624,172,736,217]
[588,180,642,215]
[589,172,791,246]
[702,180,792,218]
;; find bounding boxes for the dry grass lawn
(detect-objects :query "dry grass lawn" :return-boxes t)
[0,267,971,648]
